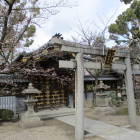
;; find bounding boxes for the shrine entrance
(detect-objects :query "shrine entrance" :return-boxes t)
[49,37,140,140]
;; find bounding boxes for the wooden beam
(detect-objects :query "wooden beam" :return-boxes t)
[59,60,140,71]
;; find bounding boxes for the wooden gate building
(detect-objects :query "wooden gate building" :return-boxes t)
[11,38,74,109]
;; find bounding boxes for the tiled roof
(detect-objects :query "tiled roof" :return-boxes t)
[0,74,28,83]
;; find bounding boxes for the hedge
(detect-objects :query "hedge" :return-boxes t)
[0,109,14,121]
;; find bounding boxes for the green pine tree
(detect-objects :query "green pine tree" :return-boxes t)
[109,0,140,48]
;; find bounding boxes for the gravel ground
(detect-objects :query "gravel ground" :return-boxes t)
[0,118,104,140]
[1,108,140,140]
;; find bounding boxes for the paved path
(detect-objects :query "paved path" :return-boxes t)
[37,107,75,119]
[56,115,140,140]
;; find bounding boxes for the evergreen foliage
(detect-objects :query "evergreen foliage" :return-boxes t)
[109,0,140,48]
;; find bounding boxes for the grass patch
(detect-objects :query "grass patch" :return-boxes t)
[116,107,140,115]
[137,112,140,116]
[116,108,128,115]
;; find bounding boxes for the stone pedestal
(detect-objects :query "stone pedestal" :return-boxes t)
[96,93,109,107]
[95,94,115,115]
[19,100,43,128]
[95,106,115,116]
[20,114,43,128]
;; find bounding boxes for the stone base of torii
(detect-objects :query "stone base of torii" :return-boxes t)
[49,37,139,140]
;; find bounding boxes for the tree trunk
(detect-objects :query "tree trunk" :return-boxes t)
[92,75,99,107]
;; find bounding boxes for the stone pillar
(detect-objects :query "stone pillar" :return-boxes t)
[75,53,84,140]
[124,56,137,127]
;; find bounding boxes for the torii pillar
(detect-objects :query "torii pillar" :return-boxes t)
[75,53,84,140]
[124,56,137,127]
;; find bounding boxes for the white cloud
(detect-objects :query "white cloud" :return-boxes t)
[30,0,130,49]
[26,28,50,52]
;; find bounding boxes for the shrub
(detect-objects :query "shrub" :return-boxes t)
[108,91,122,107]
[0,109,5,119]
[0,109,14,121]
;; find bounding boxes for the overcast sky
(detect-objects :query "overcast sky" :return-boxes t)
[26,0,130,51]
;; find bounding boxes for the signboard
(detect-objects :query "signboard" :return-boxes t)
[104,49,116,68]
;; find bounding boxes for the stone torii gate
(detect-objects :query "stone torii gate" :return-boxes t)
[50,37,140,140]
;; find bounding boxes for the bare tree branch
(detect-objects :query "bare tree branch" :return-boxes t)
[15,18,31,45]
[4,0,10,6]
[0,0,16,49]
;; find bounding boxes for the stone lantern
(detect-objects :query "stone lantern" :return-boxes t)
[96,80,110,107]
[95,81,115,115]
[20,83,43,128]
